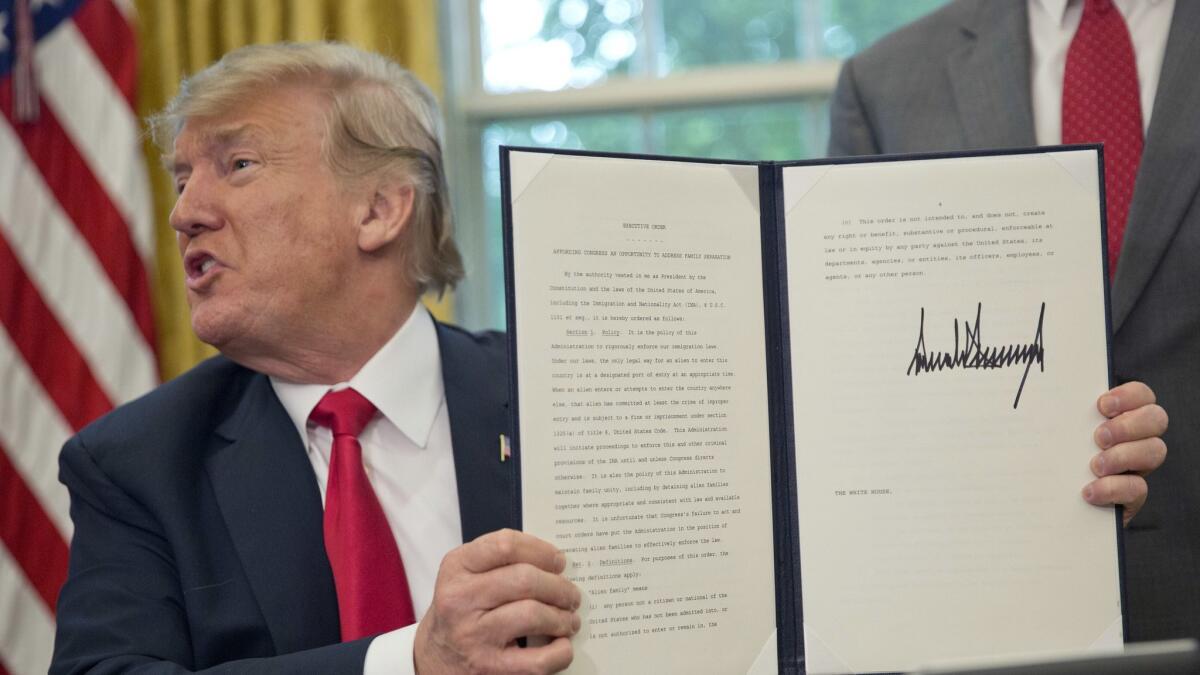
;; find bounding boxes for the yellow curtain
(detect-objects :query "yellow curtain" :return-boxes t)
[134,0,451,380]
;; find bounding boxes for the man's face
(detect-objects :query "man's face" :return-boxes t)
[169,86,366,358]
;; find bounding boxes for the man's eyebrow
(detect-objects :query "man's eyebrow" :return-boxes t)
[165,123,275,176]
[203,123,273,149]
[162,153,183,175]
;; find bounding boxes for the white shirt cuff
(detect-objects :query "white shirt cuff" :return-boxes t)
[363,623,419,675]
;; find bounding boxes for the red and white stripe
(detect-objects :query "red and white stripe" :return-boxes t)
[0,1,157,673]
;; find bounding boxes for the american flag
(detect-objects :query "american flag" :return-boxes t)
[0,0,157,672]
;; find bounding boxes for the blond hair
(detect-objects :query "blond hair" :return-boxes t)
[150,41,463,293]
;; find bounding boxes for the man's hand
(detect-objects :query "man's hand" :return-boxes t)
[414,529,581,674]
[1083,381,1168,525]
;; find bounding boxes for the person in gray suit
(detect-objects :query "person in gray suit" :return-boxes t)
[827,0,1198,642]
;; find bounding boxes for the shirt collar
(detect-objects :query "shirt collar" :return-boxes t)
[1033,0,1166,28]
[1035,0,1070,26]
[270,304,444,449]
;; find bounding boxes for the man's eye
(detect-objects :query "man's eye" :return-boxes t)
[232,158,255,170]
[175,181,187,195]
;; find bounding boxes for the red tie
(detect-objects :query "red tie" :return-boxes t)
[1062,0,1143,277]
[311,388,416,640]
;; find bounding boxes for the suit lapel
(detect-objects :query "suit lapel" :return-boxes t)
[947,0,1037,149]
[1111,1,1200,332]
[206,373,341,653]
[437,324,515,543]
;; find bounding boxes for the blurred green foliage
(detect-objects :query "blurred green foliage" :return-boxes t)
[661,0,799,71]
[519,0,949,83]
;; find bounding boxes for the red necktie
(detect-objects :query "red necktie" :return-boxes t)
[1061,0,1143,277]
[311,388,416,640]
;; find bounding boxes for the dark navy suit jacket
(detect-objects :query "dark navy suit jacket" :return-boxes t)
[51,323,513,674]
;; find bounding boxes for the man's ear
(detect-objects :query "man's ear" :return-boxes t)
[358,181,415,253]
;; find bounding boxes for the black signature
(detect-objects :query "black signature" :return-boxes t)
[906,303,1046,409]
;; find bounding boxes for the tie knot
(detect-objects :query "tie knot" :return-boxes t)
[310,388,377,438]
[1084,0,1115,15]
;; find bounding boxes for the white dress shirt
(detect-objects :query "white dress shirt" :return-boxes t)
[271,305,461,674]
[1027,0,1175,146]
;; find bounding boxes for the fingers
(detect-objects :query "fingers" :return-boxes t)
[1082,472,1147,508]
[1090,437,1167,478]
[459,529,566,575]
[450,529,579,609]
[1097,381,1156,418]
[1082,473,1147,525]
[416,530,581,675]
[1088,382,1168,526]
[1094,400,1168,450]
[416,622,574,675]
[435,531,579,616]
[479,599,581,641]
[473,562,582,612]
[1094,432,1166,475]
[493,636,574,675]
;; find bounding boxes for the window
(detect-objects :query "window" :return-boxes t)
[440,0,948,329]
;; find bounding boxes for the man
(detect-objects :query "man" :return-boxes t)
[51,43,577,674]
[51,41,1164,674]
[828,0,1197,640]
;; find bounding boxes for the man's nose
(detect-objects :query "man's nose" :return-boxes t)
[169,176,223,237]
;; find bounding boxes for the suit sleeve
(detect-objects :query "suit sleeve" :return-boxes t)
[51,436,371,675]
[826,57,882,158]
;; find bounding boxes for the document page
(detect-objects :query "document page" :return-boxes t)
[508,151,777,674]
[783,151,1119,674]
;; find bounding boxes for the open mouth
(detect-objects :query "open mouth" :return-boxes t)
[184,251,223,287]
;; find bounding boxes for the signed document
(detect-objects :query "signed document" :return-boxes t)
[503,147,1119,674]
[784,153,1118,673]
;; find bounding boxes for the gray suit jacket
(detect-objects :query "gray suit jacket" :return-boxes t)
[828,0,1200,642]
